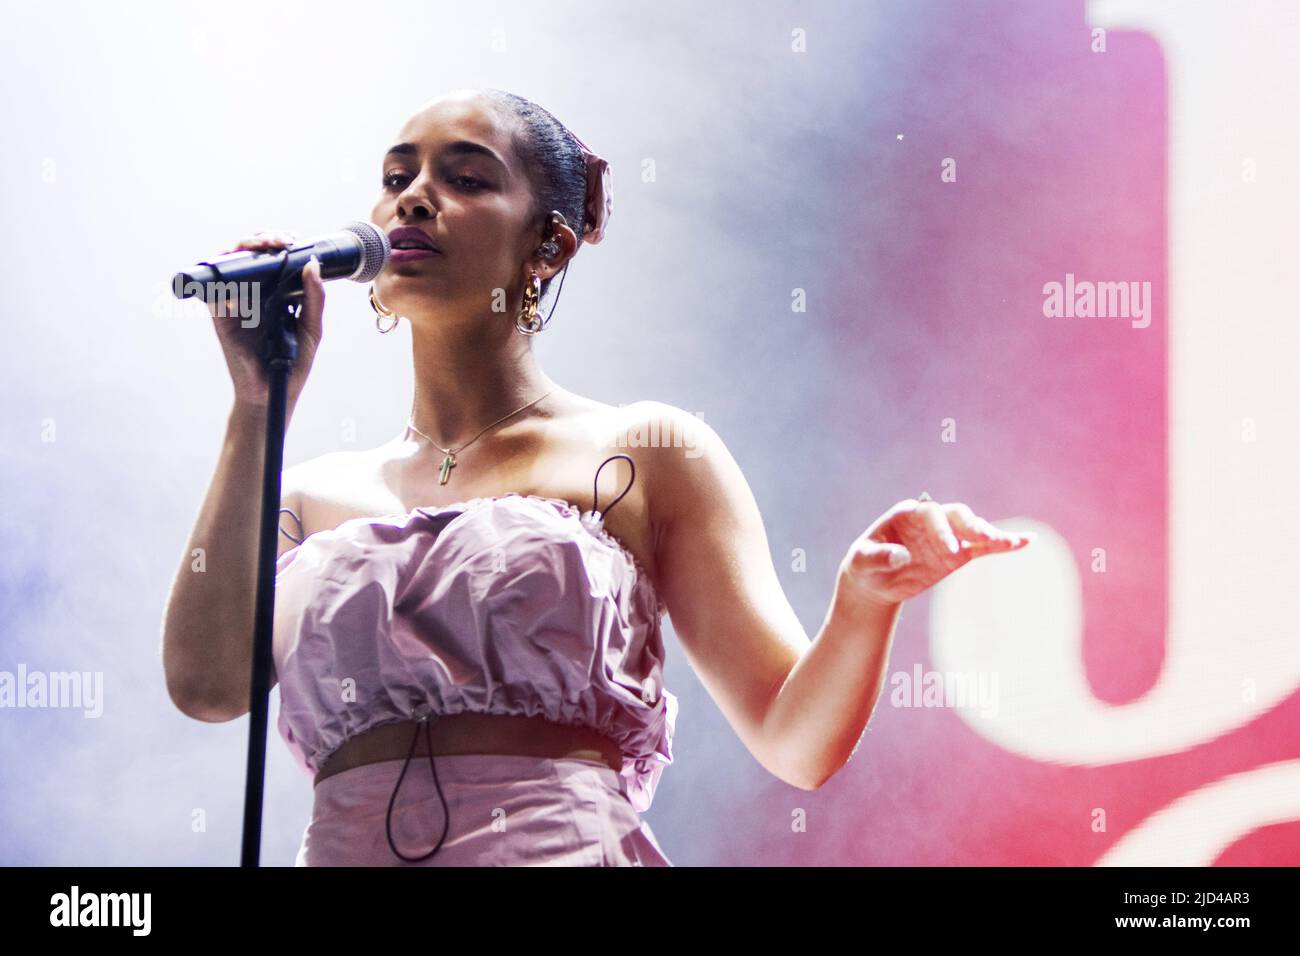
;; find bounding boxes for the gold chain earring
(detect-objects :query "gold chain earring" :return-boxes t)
[369,284,400,333]
[515,272,544,335]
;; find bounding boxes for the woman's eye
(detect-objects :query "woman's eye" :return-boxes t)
[382,172,485,191]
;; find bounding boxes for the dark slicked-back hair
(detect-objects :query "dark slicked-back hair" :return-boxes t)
[480,88,590,306]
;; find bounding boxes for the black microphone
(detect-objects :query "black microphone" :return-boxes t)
[171,220,390,300]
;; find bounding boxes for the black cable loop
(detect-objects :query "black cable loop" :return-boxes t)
[385,715,451,863]
[278,507,304,545]
[590,454,635,518]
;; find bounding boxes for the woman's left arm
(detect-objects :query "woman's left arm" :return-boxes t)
[639,403,1034,791]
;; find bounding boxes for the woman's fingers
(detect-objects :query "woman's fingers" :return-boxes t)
[208,230,301,317]
[903,499,1035,567]
[255,230,298,248]
[944,502,1035,552]
[220,230,298,255]
[913,499,962,557]
[298,255,325,341]
[849,540,913,573]
[947,503,1012,546]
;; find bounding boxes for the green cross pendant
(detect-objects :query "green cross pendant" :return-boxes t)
[438,453,457,485]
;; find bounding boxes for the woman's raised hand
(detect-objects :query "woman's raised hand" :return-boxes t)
[838,498,1035,608]
[207,230,325,411]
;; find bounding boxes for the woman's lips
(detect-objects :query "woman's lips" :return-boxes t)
[390,248,440,263]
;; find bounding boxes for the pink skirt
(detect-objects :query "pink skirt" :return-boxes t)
[294,753,673,866]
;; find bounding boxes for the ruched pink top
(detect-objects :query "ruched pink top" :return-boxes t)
[272,490,677,813]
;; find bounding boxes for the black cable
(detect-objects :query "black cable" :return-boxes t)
[591,453,635,515]
[385,714,451,862]
[278,507,304,545]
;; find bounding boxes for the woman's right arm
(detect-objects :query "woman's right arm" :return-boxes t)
[160,229,325,722]
[161,403,307,721]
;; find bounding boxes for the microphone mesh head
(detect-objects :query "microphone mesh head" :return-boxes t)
[343,221,390,282]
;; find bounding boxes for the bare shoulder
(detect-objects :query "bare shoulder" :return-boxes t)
[609,400,736,525]
[278,448,374,545]
[595,398,748,541]
[282,448,369,501]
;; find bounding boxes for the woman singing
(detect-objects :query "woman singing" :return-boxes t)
[160,87,1033,866]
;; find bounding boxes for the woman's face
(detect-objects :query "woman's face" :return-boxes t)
[370,91,549,324]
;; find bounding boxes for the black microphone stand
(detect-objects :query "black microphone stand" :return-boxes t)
[236,262,304,867]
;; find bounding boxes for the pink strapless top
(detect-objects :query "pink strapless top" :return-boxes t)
[272,492,676,813]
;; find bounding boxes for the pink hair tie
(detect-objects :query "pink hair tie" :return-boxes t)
[560,126,612,246]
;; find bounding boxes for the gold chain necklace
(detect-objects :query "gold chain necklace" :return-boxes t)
[406,387,557,485]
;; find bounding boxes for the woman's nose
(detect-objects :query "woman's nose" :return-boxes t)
[397,180,437,220]
[397,196,435,220]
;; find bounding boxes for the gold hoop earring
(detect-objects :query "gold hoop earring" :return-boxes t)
[369,284,400,333]
[515,272,544,335]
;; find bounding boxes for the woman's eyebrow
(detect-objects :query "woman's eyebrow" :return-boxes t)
[384,140,507,169]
